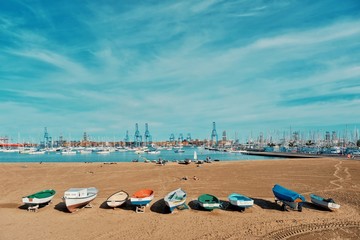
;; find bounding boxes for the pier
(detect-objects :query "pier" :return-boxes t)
[242,151,343,159]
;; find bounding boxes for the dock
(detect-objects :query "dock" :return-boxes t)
[242,151,334,158]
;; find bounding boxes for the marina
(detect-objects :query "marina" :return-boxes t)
[0,147,279,163]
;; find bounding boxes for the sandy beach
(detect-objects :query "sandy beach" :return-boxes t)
[1,158,360,239]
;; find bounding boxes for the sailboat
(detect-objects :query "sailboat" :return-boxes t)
[194,151,203,164]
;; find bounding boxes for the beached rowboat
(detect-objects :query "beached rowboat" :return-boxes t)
[272,184,305,211]
[63,187,98,213]
[228,193,254,208]
[130,189,154,206]
[106,190,129,208]
[310,193,340,211]
[22,189,56,206]
[272,184,305,202]
[198,194,221,210]
[164,188,187,212]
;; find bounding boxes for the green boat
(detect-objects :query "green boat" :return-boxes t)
[22,189,56,206]
[198,194,221,210]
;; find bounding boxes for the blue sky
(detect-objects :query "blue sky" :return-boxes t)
[1,0,360,142]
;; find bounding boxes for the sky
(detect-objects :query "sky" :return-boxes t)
[1,0,360,143]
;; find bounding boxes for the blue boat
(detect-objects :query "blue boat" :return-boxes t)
[272,184,305,212]
[272,184,305,202]
[228,193,254,208]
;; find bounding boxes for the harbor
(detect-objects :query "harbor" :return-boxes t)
[1,122,359,163]
[0,147,280,163]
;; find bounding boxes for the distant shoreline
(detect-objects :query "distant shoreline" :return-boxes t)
[242,151,360,159]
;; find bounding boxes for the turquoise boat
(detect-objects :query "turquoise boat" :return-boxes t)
[198,194,221,210]
[228,193,254,208]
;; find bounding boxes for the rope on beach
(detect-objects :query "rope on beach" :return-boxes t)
[263,221,360,240]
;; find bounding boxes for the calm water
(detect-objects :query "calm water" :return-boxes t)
[0,148,278,163]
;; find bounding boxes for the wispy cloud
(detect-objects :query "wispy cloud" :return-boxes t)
[1,0,360,140]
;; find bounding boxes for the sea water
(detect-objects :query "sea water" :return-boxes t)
[0,148,278,163]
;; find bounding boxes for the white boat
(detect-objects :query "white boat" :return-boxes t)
[28,149,46,155]
[63,187,98,213]
[96,149,110,154]
[79,149,92,154]
[147,150,160,154]
[164,188,187,212]
[22,189,56,206]
[61,149,77,155]
[106,190,129,208]
[310,194,340,211]
[194,151,198,161]
[19,148,37,154]
[116,148,127,152]
[174,148,185,153]
[2,148,19,153]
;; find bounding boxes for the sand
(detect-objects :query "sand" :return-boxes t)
[1,158,360,240]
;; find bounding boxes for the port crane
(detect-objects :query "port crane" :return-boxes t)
[211,122,218,146]
[144,123,152,146]
[134,123,142,147]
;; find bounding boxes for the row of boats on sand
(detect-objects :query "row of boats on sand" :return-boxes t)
[21,184,340,213]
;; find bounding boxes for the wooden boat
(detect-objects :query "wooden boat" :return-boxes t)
[22,189,56,206]
[198,194,221,210]
[106,190,129,208]
[310,193,340,211]
[228,193,254,208]
[164,188,187,212]
[272,184,305,211]
[63,187,98,213]
[130,189,154,206]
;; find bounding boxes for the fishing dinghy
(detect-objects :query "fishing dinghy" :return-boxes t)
[198,194,221,210]
[106,190,129,208]
[310,193,340,211]
[164,188,187,212]
[228,193,254,208]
